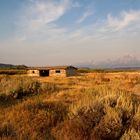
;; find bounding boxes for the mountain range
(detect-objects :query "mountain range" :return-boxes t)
[76,55,140,69]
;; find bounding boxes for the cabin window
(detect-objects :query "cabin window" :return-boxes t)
[32,71,35,74]
[56,70,61,73]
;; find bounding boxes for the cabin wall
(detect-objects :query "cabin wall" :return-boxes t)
[66,68,77,76]
[49,69,67,77]
[27,68,77,77]
[27,70,40,76]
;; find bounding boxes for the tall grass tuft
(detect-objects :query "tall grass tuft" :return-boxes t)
[0,76,41,98]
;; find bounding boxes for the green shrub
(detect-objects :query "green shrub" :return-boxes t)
[0,75,60,100]
[0,76,41,98]
[0,100,68,140]
[0,122,15,138]
[92,107,123,140]
[53,107,104,140]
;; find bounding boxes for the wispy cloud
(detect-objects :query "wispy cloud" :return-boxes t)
[16,0,71,41]
[66,9,140,42]
[107,10,140,31]
[76,9,93,23]
[72,2,81,8]
[28,0,70,29]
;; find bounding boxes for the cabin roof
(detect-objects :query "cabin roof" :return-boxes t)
[27,66,77,70]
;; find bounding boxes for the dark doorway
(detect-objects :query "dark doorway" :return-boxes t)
[40,70,49,76]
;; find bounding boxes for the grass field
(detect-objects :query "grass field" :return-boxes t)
[0,72,140,140]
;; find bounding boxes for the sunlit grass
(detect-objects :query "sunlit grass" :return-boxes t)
[0,72,140,139]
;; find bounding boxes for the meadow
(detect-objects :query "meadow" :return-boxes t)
[0,72,140,140]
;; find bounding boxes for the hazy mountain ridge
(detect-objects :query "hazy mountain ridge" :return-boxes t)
[77,55,140,69]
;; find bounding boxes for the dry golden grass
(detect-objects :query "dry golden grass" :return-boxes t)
[0,72,140,140]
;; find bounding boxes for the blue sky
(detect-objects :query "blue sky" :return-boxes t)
[0,0,140,66]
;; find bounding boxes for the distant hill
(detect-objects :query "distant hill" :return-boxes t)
[0,63,15,67]
[0,63,27,69]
